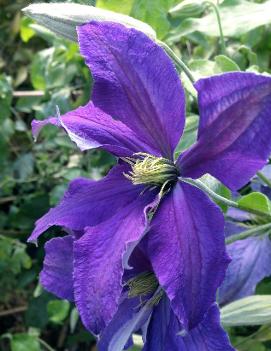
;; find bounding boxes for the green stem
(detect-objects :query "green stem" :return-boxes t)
[225,223,271,245]
[179,177,237,207]
[205,1,226,55]
[233,324,271,348]
[179,177,271,219]
[38,338,56,351]
[257,171,271,188]
[157,40,196,84]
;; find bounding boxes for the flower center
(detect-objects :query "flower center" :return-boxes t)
[126,271,164,306]
[126,271,159,298]
[123,153,179,187]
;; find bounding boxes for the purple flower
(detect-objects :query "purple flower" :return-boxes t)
[99,248,235,351]
[219,208,271,305]
[29,21,271,346]
[42,241,234,351]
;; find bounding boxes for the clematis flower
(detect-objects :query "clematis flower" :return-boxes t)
[29,21,271,346]
[100,248,235,351]
[42,239,234,350]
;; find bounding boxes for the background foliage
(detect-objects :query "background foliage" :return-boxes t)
[0,0,271,350]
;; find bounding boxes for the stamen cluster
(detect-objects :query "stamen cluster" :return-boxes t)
[123,153,179,187]
[126,271,159,298]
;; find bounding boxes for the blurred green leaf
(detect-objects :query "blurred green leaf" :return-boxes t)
[31,49,49,90]
[25,292,52,329]
[11,334,41,351]
[16,96,43,113]
[13,153,34,181]
[169,0,205,19]
[168,0,271,43]
[187,56,240,81]
[0,74,12,120]
[47,299,70,324]
[234,338,266,351]
[20,17,35,43]
[96,0,134,14]
[49,184,67,206]
[131,0,177,39]
[215,55,240,72]
[70,307,79,333]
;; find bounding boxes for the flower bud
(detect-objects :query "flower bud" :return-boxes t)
[169,0,206,18]
[23,3,156,42]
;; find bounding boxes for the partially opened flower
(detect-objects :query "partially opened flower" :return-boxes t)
[29,21,271,346]
[100,248,235,351]
[42,239,234,350]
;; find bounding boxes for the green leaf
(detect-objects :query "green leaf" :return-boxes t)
[25,291,52,328]
[70,307,79,333]
[20,17,35,43]
[214,55,240,72]
[184,57,240,82]
[29,24,56,44]
[169,0,205,19]
[238,192,271,216]
[16,96,43,113]
[131,0,177,39]
[175,114,199,155]
[0,74,12,120]
[47,299,70,324]
[49,184,67,206]
[13,153,34,181]
[11,334,41,351]
[200,174,231,212]
[221,295,271,327]
[189,59,217,77]
[239,45,258,66]
[31,49,51,90]
[233,338,266,351]
[168,0,271,43]
[96,0,134,14]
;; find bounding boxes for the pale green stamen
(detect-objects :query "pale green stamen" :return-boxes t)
[123,153,179,187]
[126,271,159,298]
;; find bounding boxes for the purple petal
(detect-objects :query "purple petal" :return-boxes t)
[143,182,230,330]
[224,221,244,238]
[179,72,271,190]
[98,294,152,351]
[227,207,252,222]
[77,21,185,158]
[40,235,74,301]
[123,246,153,282]
[73,190,157,334]
[29,164,142,243]
[219,235,271,305]
[143,298,234,351]
[32,102,153,157]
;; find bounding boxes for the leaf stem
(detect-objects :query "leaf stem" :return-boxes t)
[38,338,56,351]
[157,40,196,84]
[256,171,271,188]
[205,1,226,55]
[225,223,271,245]
[179,177,271,219]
